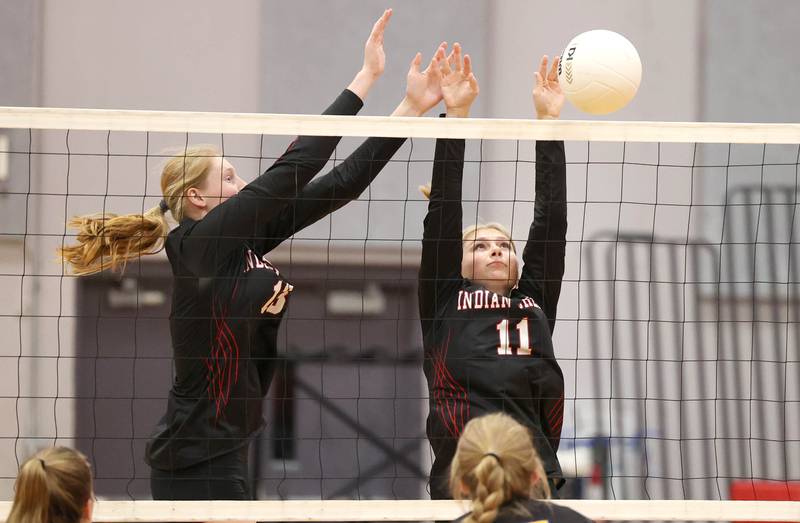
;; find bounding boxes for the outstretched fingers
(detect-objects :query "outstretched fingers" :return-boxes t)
[452,42,463,72]
[426,42,447,73]
[411,41,447,76]
[370,8,392,43]
[538,55,549,83]
[409,52,422,74]
[548,55,560,83]
[463,53,473,77]
[532,53,564,119]
[465,54,478,93]
[429,46,445,71]
[442,46,454,75]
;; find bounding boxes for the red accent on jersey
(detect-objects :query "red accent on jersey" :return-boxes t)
[206,283,241,421]
[431,333,469,438]
[548,393,564,436]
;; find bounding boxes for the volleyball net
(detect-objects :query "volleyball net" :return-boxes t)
[0,107,798,521]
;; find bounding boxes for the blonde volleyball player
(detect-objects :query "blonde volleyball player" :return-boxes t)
[419,48,568,498]
[60,10,449,500]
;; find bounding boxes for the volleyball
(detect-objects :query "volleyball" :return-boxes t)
[557,30,642,115]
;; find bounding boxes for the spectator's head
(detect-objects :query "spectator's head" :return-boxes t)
[7,447,94,523]
[450,412,550,523]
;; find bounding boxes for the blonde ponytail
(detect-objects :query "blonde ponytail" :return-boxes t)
[7,447,93,523]
[59,206,170,275]
[7,458,49,523]
[59,144,220,276]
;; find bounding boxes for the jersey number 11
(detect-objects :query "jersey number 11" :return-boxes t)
[496,318,532,355]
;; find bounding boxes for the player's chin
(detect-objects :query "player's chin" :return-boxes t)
[487,267,513,280]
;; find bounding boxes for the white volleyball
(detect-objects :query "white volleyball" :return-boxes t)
[557,30,642,115]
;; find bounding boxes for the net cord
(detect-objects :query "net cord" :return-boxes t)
[0,499,797,522]
[1,106,799,143]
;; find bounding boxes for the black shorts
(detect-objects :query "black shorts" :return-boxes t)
[150,445,251,500]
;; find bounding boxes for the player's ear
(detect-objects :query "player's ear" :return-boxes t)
[530,469,546,495]
[83,495,94,522]
[186,187,207,209]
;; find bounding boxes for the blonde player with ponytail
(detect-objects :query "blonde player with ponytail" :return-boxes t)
[450,413,590,523]
[60,10,449,500]
[7,447,94,523]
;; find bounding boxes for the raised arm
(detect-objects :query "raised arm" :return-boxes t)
[259,44,450,249]
[518,55,567,333]
[419,44,479,333]
[178,10,392,273]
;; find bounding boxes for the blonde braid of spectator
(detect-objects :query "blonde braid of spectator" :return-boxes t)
[467,453,509,523]
[450,412,552,523]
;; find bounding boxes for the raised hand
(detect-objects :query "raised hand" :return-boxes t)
[440,43,479,118]
[348,9,392,101]
[362,8,392,79]
[533,55,565,119]
[396,42,446,116]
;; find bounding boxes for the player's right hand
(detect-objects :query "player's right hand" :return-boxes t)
[441,43,479,118]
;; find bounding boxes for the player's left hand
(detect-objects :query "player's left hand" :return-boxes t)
[361,8,392,79]
[533,55,565,119]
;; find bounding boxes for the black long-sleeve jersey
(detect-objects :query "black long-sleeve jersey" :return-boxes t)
[419,137,567,493]
[146,89,406,471]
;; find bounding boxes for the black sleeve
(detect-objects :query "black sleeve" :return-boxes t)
[418,137,465,337]
[257,136,407,252]
[177,89,363,275]
[518,140,567,333]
